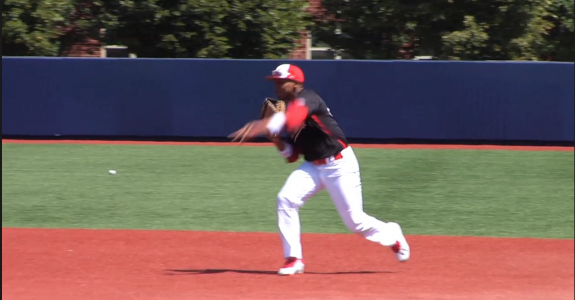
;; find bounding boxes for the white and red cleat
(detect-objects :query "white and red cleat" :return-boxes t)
[278,257,305,275]
[390,222,411,262]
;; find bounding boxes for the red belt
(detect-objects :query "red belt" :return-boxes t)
[311,145,348,166]
[312,153,343,165]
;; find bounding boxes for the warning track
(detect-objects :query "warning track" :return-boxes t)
[2,139,573,151]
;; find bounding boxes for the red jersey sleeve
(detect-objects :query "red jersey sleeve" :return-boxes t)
[285,97,318,132]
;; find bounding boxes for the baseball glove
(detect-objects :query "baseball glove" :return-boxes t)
[228,98,287,144]
[260,98,286,119]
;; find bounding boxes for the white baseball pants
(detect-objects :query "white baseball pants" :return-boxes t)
[277,146,399,259]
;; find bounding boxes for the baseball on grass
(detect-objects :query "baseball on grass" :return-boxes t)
[109,170,117,175]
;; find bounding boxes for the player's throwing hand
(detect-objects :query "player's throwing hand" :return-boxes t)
[228,119,269,143]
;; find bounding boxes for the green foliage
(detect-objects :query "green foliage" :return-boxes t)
[312,0,405,60]
[2,0,76,56]
[315,0,574,61]
[95,0,312,59]
[441,16,490,60]
[2,0,312,58]
[536,0,575,61]
[3,0,572,60]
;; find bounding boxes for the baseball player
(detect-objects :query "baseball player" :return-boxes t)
[229,64,410,276]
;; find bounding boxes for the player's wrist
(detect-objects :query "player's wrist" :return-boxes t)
[266,112,286,136]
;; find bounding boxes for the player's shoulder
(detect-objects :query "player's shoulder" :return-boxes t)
[298,89,325,105]
[299,88,320,99]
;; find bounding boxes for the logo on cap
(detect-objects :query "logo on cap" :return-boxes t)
[267,64,305,83]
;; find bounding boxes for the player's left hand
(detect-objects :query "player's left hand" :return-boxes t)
[228,120,270,143]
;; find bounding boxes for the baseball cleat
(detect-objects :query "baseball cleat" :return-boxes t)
[278,258,305,275]
[390,222,411,262]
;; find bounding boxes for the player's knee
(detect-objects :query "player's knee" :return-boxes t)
[277,192,306,210]
[343,212,372,233]
[277,193,296,210]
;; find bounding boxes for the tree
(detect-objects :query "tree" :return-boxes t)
[312,0,408,60]
[3,0,312,58]
[2,0,76,56]
[84,0,312,59]
[442,0,574,61]
[507,0,574,61]
[314,0,574,61]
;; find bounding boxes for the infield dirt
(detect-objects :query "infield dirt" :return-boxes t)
[2,228,574,300]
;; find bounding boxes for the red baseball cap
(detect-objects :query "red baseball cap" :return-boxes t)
[265,64,305,83]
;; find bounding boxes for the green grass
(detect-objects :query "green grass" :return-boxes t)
[2,144,574,239]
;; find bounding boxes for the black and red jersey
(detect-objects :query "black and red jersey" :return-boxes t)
[283,89,349,162]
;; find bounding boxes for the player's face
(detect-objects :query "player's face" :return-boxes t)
[274,80,298,100]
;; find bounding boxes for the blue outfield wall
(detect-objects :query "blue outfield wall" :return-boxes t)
[2,57,574,142]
